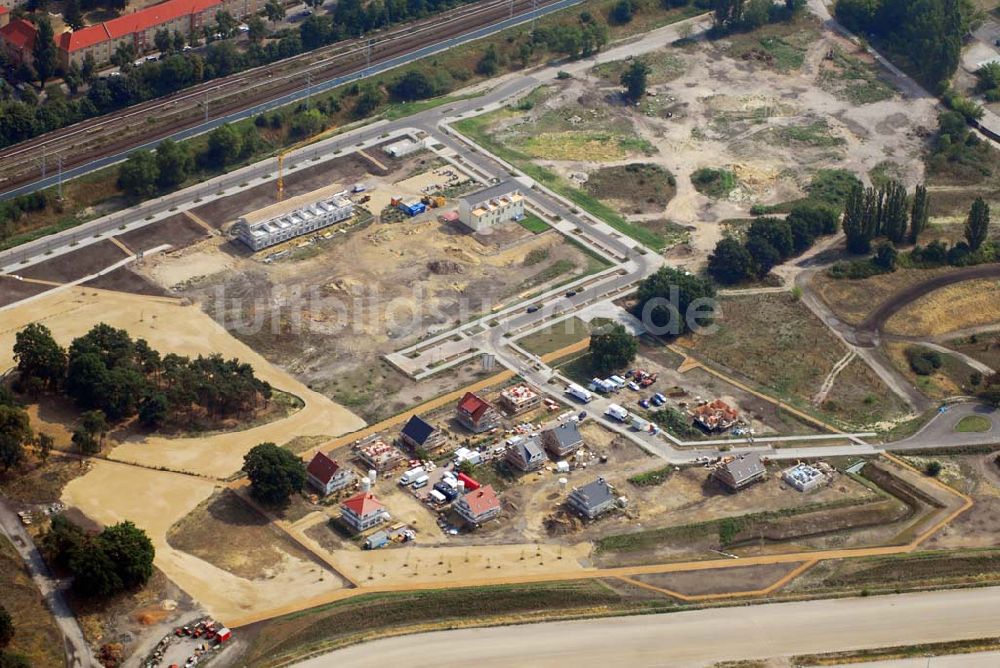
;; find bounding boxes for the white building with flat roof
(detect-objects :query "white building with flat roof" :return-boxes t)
[457,181,525,233]
[233,184,354,251]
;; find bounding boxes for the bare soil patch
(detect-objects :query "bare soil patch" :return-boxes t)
[115,213,210,253]
[18,240,129,283]
[167,490,324,580]
[948,333,1000,371]
[82,266,168,296]
[0,276,49,306]
[885,278,1000,337]
[633,562,803,596]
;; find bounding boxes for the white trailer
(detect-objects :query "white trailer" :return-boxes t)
[630,415,650,432]
[566,383,592,403]
[605,403,630,422]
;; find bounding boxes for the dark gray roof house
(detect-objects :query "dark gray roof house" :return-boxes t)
[542,422,583,457]
[566,477,617,520]
[505,435,547,472]
[713,452,766,491]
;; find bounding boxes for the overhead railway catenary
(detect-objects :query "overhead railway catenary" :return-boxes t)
[0,0,575,198]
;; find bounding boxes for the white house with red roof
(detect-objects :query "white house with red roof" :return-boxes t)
[455,391,501,433]
[305,451,354,496]
[0,18,36,66]
[339,492,389,533]
[454,484,501,526]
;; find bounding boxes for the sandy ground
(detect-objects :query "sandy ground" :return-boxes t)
[0,286,365,477]
[884,279,1000,337]
[61,460,348,622]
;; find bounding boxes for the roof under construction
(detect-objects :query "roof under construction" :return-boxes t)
[239,183,347,226]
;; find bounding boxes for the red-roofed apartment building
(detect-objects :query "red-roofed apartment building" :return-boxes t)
[305,451,355,496]
[455,391,501,433]
[454,484,501,526]
[339,492,389,533]
[0,18,36,67]
[56,0,257,69]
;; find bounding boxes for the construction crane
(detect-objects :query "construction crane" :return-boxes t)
[275,123,341,202]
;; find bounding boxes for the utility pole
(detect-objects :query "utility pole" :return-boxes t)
[531,0,538,34]
[56,154,63,200]
[305,72,313,107]
[366,38,373,72]
[509,0,514,19]
[203,90,209,122]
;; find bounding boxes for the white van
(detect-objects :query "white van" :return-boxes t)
[399,467,425,486]
[412,474,430,489]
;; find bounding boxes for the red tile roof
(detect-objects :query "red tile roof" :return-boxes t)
[306,451,341,486]
[460,484,499,517]
[59,0,223,53]
[341,492,384,517]
[1,19,37,52]
[457,391,491,422]
[0,7,9,15]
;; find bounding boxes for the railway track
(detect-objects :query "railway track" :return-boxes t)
[0,0,560,194]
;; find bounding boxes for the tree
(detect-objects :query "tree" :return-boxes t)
[352,83,384,118]
[172,31,186,52]
[13,322,66,390]
[154,28,172,54]
[707,237,754,284]
[979,373,1000,407]
[110,42,136,70]
[35,432,54,464]
[138,392,169,428]
[81,53,96,83]
[154,138,192,189]
[98,521,154,589]
[842,183,876,254]
[620,59,650,103]
[32,17,58,85]
[246,15,267,43]
[290,108,324,137]
[476,44,500,76]
[909,183,929,243]
[64,0,84,31]
[389,70,440,102]
[264,0,286,24]
[215,10,239,38]
[925,460,942,477]
[873,241,898,271]
[0,405,32,471]
[746,217,793,259]
[71,428,98,456]
[117,150,160,199]
[70,536,123,598]
[881,180,908,243]
[589,323,638,375]
[635,266,717,337]
[81,410,108,448]
[206,123,243,167]
[965,196,990,251]
[0,604,12,648]
[243,442,307,505]
[610,0,635,24]
[745,235,781,277]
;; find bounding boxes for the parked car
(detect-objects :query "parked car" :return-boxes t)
[627,381,640,391]
[526,305,540,313]
[650,395,664,407]
[639,398,650,409]
[565,290,577,298]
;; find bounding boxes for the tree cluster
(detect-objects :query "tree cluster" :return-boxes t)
[833,0,971,92]
[711,0,803,33]
[978,373,1000,407]
[243,442,307,506]
[13,322,272,431]
[634,267,717,336]
[0,389,33,472]
[589,323,638,375]
[708,204,838,284]
[0,603,28,668]
[41,516,154,599]
[842,180,929,254]
[905,346,943,376]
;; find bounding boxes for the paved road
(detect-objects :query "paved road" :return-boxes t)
[888,402,1000,451]
[828,652,1000,668]
[0,499,93,668]
[296,587,1000,668]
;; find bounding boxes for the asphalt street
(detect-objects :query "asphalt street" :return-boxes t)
[296,587,1000,668]
[0,499,93,668]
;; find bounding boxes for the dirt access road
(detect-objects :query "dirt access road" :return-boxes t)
[855,263,1000,345]
[300,586,1000,668]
